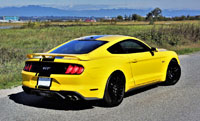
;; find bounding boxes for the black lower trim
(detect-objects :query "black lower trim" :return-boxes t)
[22,86,100,101]
[126,81,161,93]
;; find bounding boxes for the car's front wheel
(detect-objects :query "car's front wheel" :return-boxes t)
[103,72,125,107]
[163,59,181,85]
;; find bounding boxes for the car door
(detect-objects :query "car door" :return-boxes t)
[118,39,164,86]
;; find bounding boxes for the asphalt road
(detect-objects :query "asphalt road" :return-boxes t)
[1,52,200,121]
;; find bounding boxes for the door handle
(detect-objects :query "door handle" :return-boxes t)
[131,59,138,63]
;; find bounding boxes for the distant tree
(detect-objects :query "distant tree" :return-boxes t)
[157,16,164,21]
[172,15,188,21]
[173,16,179,21]
[195,15,200,20]
[146,12,154,24]
[146,7,162,24]
[180,15,186,20]
[124,14,129,21]
[110,18,117,24]
[132,14,145,21]
[146,12,153,20]
[132,14,139,21]
[132,14,137,21]
[186,15,190,20]
[117,15,123,21]
[128,15,132,21]
[151,7,162,20]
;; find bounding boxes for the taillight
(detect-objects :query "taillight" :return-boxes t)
[65,64,84,74]
[65,65,73,74]
[24,64,32,71]
[29,64,32,71]
[71,65,79,74]
[77,67,84,74]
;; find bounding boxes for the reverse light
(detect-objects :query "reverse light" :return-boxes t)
[65,65,84,74]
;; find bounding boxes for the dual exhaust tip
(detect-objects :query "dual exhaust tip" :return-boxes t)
[22,86,82,101]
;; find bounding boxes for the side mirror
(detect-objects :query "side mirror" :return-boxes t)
[150,47,158,52]
[149,47,158,56]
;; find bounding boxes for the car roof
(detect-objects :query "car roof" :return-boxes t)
[76,35,139,42]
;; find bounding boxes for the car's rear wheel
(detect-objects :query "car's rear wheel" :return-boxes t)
[163,59,181,85]
[103,72,125,107]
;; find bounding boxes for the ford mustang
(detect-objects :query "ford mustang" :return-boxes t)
[22,35,181,107]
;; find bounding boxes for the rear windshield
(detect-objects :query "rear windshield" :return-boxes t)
[50,40,107,54]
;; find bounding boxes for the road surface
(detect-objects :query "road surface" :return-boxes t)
[1,52,200,121]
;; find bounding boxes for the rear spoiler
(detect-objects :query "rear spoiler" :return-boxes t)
[27,53,82,60]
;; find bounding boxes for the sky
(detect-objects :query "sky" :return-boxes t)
[0,0,200,10]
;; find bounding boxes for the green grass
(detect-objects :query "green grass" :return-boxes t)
[0,23,200,89]
[175,48,200,55]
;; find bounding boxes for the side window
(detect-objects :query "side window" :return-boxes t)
[107,43,125,54]
[108,39,150,54]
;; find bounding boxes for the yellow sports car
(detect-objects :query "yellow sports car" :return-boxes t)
[22,35,181,106]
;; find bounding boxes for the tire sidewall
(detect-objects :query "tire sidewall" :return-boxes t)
[103,72,125,107]
[165,60,181,85]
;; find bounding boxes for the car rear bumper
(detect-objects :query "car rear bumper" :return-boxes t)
[22,70,106,99]
[22,86,100,100]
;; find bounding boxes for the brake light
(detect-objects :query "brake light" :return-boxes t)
[24,64,32,71]
[77,67,84,74]
[71,65,79,74]
[65,65,84,74]
[29,64,32,71]
[65,65,73,74]
[24,65,27,70]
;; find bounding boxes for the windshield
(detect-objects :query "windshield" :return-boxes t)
[50,40,108,54]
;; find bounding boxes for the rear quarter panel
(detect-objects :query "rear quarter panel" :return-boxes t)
[84,54,134,92]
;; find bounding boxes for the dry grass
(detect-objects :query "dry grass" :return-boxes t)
[50,20,200,26]
[1,20,199,27]
[0,22,25,26]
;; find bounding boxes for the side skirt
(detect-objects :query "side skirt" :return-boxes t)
[126,81,162,94]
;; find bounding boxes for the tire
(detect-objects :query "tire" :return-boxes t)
[22,86,31,94]
[103,72,125,107]
[163,59,181,85]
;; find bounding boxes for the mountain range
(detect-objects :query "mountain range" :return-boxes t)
[0,5,199,17]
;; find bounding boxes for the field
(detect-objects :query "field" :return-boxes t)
[1,20,199,27]
[0,21,200,89]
